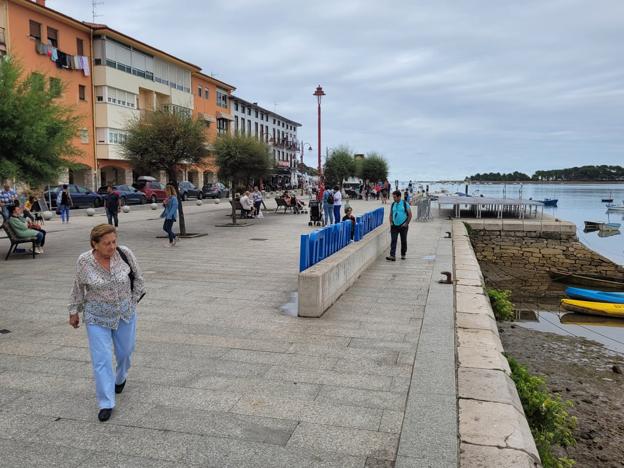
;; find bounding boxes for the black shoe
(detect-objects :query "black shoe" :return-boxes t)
[386,256,396,261]
[98,408,112,422]
[115,380,126,394]
[401,255,406,260]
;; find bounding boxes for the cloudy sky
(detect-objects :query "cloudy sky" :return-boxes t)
[53,0,624,180]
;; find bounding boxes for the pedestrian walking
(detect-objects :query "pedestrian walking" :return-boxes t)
[104,185,121,227]
[0,183,17,220]
[56,184,73,223]
[386,190,412,261]
[332,185,342,224]
[68,224,145,422]
[322,188,334,225]
[252,186,263,216]
[161,185,178,246]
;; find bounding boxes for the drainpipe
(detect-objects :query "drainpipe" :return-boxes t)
[89,26,98,190]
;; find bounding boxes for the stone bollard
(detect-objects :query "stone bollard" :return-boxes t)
[43,211,54,221]
[196,199,203,206]
[214,199,220,204]
[86,208,96,216]
[122,205,130,213]
[150,203,158,210]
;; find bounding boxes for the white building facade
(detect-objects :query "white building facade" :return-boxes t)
[230,97,301,172]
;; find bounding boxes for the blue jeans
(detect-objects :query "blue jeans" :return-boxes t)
[163,218,176,243]
[333,205,341,224]
[107,210,119,227]
[86,314,137,409]
[323,204,333,225]
[59,204,70,223]
[35,230,46,247]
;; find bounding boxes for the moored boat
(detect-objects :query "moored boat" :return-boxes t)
[606,204,624,212]
[549,270,624,290]
[536,198,558,207]
[560,299,624,318]
[565,287,624,303]
[560,313,624,327]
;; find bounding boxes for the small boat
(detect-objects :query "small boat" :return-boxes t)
[585,221,621,230]
[598,229,621,238]
[560,313,624,327]
[606,204,624,212]
[565,287,624,303]
[602,192,614,203]
[536,198,558,207]
[549,270,624,290]
[561,299,624,318]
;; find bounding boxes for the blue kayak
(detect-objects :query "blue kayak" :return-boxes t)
[565,287,624,303]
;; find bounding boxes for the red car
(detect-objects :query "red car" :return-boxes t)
[133,178,167,203]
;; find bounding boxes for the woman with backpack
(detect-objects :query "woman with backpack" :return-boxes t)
[322,188,334,225]
[56,184,73,223]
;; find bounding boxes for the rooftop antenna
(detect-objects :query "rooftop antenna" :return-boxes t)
[92,0,104,23]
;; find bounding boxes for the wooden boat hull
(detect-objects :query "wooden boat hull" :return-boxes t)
[565,287,624,303]
[549,271,624,290]
[561,299,624,318]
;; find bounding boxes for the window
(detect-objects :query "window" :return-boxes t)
[234,116,239,132]
[79,85,86,101]
[47,27,58,48]
[204,88,209,99]
[255,110,258,118]
[247,120,251,135]
[216,89,228,108]
[197,86,202,97]
[217,118,228,135]
[235,102,239,111]
[79,128,88,144]
[247,108,251,116]
[273,118,276,124]
[241,118,245,135]
[76,38,84,56]
[29,20,41,40]
[105,86,137,109]
[254,122,258,137]
[49,77,62,97]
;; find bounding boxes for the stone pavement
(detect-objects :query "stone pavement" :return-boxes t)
[0,199,456,467]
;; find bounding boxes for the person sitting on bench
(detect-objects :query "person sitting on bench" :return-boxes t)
[7,205,46,254]
[240,191,254,218]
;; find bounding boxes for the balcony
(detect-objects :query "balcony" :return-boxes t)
[0,28,6,57]
[162,104,191,118]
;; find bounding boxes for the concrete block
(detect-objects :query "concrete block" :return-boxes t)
[298,225,390,317]
[459,399,538,456]
[457,346,510,374]
[458,368,523,413]
[456,312,497,332]
[457,328,503,353]
[460,443,540,468]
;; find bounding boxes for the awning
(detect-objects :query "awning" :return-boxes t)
[216,112,234,121]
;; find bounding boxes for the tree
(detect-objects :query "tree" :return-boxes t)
[122,110,207,235]
[324,146,355,188]
[361,152,389,183]
[214,134,272,224]
[0,57,80,186]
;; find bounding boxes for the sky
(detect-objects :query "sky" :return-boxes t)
[52,0,624,181]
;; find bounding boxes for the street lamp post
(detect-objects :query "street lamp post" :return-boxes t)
[313,85,325,200]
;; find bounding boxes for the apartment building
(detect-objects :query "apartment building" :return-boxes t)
[230,97,301,171]
[191,71,235,187]
[0,0,96,188]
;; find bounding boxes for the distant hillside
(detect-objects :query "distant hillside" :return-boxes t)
[467,165,624,182]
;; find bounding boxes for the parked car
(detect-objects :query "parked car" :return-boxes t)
[202,182,230,199]
[43,184,104,208]
[178,181,202,200]
[133,179,167,203]
[97,184,147,205]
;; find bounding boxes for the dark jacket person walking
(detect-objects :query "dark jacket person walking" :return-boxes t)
[104,185,121,227]
[386,190,412,261]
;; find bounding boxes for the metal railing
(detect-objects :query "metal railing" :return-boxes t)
[299,206,385,272]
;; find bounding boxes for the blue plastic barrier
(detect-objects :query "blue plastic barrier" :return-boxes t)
[300,206,386,272]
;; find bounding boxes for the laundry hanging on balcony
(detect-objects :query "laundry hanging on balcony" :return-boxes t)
[34,40,90,76]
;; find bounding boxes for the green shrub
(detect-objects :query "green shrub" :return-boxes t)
[507,356,576,468]
[487,288,515,321]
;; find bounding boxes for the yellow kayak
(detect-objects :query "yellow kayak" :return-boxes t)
[560,299,624,318]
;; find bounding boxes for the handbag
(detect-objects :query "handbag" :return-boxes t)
[116,247,145,303]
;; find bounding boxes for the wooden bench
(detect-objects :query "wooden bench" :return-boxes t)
[229,199,254,218]
[274,197,294,214]
[2,221,37,260]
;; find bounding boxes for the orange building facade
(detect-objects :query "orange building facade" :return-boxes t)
[0,0,97,188]
[190,71,235,187]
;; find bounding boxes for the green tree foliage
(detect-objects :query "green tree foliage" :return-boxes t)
[214,134,272,223]
[533,165,624,181]
[507,356,576,468]
[468,171,531,182]
[324,146,355,188]
[361,152,389,183]
[122,110,207,234]
[0,57,80,186]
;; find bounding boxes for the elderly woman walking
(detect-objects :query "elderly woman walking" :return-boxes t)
[69,224,145,422]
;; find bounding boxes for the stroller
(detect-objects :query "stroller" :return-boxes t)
[308,200,323,226]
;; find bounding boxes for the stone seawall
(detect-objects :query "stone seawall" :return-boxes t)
[465,219,624,278]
